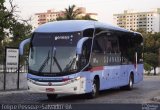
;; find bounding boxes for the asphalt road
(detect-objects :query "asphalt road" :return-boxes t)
[0,76,160,104]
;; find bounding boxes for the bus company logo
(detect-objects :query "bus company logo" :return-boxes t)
[48,82,52,86]
[55,35,73,40]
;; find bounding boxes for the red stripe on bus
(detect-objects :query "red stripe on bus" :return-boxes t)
[89,66,104,72]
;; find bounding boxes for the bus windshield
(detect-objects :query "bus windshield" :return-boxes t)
[29,32,81,76]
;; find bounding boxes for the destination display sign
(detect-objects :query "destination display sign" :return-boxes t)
[32,32,82,47]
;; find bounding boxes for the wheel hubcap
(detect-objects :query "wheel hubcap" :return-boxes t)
[92,83,96,96]
[130,78,133,88]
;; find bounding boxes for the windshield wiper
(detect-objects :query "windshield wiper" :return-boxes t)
[63,57,76,72]
[52,47,63,72]
[38,50,50,73]
[53,57,63,72]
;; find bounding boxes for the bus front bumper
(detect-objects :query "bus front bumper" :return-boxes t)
[27,77,86,94]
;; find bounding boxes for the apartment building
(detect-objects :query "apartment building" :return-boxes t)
[113,8,160,32]
[34,9,64,27]
[34,7,98,27]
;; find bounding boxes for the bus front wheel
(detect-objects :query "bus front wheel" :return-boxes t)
[47,94,58,100]
[87,78,99,99]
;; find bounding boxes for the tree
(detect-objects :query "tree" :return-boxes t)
[138,30,160,75]
[0,0,32,55]
[64,5,82,20]
[78,14,97,21]
[0,0,14,43]
[56,5,96,21]
[144,53,159,75]
[144,62,152,75]
[9,21,32,47]
[136,29,160,75]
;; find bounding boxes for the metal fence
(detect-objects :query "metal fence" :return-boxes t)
[0,55,28,73]
[0,55,28,90]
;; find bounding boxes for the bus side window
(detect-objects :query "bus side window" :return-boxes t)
[90,34,106,67]
[93,36,105,53]
[106,36,119,53]
[106,39,112,53]
[134,34,143,63]
[112,39,119,53]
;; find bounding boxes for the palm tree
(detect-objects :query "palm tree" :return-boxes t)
[64,5,82,20]
[56,5,81,20]
[56,5,96,21]
[80,14,97,21]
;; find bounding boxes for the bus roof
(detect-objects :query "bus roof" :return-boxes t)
[34,20,136,33]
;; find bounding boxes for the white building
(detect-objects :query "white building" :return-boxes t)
[113,8,160,32]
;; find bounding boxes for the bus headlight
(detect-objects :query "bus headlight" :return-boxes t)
[75,76,81,80]
[70,76,81,83]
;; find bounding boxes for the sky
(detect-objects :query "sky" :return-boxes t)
[5,0,160,25]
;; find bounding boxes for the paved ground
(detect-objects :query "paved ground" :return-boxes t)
[0,76,160,104]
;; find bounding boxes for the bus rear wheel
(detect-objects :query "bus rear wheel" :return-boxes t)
[47,94,58,100]
[121,74,133,90]
[127,74,134,90]
[87,78,99,99]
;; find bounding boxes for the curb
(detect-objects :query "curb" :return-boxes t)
[0,90,28,95]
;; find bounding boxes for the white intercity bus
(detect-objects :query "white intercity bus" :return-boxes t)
[19,20,143,99]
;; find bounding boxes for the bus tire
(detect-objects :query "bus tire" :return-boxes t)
[126,74,134,90]
[121,74,134,90]
[87,77,99,99]
[47,94,58,100]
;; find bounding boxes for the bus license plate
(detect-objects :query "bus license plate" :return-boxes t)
[46,88,55,92]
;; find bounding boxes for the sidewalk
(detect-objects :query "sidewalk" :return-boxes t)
[0,89,28,95]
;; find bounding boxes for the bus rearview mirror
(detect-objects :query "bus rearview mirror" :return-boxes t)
[19,38,31,55]
[76,37,89,55]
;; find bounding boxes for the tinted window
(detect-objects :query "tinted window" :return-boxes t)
[119,33,143,64]
[32,33,52,46]
[83,28,94,37]
[106,36,119,53]
[92,35,106,53]
[32,32,82,47]
[91,32,121,66]
[91,33,107,66]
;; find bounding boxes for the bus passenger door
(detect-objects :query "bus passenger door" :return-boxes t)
[78,39,92,70]
[90,32,110,90]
